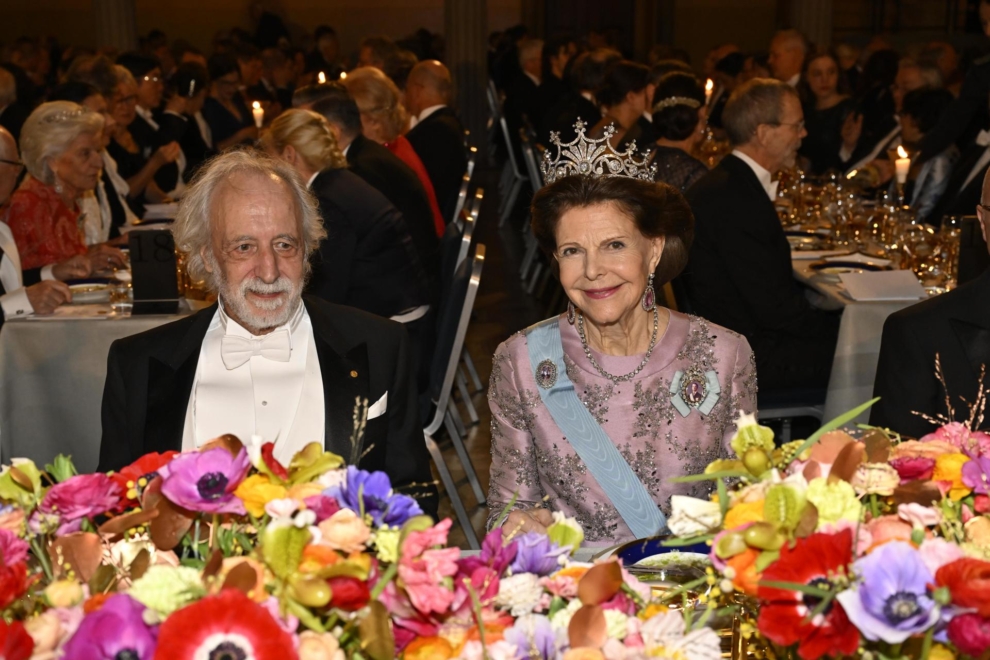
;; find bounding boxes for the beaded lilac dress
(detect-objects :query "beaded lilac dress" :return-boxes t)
[487,310,757,545]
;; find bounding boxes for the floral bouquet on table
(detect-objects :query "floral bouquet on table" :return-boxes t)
[0,432,728,660]
[664,397,990,660]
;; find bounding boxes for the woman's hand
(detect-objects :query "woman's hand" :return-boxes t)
[841,112,863,153]
[503,507,554,536]
[153,142,182,167]
[26,281,72,315]
[86,244,127,270]
[52,255,92,281]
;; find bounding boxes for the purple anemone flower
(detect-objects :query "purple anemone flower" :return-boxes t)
[62,593,158,659]
[159,447,251,514]
[509,532,569,576]
[504,614,563,660]
[962,456,990,494]
[323,465,422,526]
[835,541,940,644]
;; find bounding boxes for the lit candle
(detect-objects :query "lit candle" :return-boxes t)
[705,79,714,106]
[895,145,910,185]
[318,71,326,84]
[339,71,347,80]
[252,101,264,129]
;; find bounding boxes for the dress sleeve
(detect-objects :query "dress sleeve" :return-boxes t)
[725,335,758,452]
[486,339,544,530]
[7,191,57,270]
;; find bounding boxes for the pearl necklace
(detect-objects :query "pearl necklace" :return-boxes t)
[576,308,660,384]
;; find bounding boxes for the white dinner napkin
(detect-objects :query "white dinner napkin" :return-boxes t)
[143,203,179,220]
[838,270,926,302]
[824,252,892,267]
[791,249,851,260]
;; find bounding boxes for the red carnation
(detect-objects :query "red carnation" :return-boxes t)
[110,451,178,506]
[154,589,297,660]
[757,529,860,660]
[328,576,370,611]
[0,563,32,610]
[0,620,33,660]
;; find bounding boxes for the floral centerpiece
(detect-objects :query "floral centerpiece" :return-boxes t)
[0,432,724,660]
[664,395,990,660]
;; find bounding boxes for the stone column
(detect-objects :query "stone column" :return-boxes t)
[94,0,138,53]
[445,0,489,157]
[789,0,833,49]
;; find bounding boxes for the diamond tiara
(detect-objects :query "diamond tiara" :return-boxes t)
[541,118,657,185]
[652,96,701,112]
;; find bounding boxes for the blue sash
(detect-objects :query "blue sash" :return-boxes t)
[525,318,667,539]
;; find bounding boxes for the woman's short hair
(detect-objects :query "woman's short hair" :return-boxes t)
[116,52,160,81]
[531,175,694,286]
[20,101,104,185]
[341,67,408,142]
[596,60,650,108]
[722,78,798,147]
[114,65,136,88]
[170,62,209,99]
[651,72,704,141]
[261,108,346,173]
[172,149,327,290]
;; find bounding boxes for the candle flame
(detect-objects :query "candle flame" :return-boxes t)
[318,71,326,84]
[846,169,858,179]
[897,145,908,159]
[252,101,261,110]
[340,71,348,80]
[705,79,714,92]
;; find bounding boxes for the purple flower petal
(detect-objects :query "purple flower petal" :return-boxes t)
[159,448,250,514]
[62,594,158,659]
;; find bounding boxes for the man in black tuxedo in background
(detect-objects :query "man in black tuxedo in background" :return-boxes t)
[683,78,840,397]
[538,48,618,147]
[871,168,990,438]
[404,60,468,224]
[98,150,437,516]
[306,86,439,287]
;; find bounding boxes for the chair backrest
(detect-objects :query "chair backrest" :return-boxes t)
[499,114,525,176]
[520,128,543,193]
[451,174,471,229]
[455,193,479,271]
[466,145,477,179]
[486,79,501,121]
[427,244,486,433]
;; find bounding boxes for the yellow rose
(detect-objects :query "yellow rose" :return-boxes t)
[234,474,287,517]
[965,516,990,549]
[318,509,371,553]
[933,453,972,501]
[723,499,765,530]
[44,579,83,608]
[298,631,345,660]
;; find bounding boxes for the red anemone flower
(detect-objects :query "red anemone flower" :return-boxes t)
[0,563,32,611]
[0,620,33,660]
[153,589,297,660]
[111,451,179,506]
[756,529,860,660]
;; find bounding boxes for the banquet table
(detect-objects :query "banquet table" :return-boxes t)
[0,303,191,473]
[792,258,918,425]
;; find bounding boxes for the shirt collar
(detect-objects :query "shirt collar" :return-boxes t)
[524,71,540,87]
[218,296,305,339]
[306,171,319,189]
[787,73,800,87]
[732,149,776,200]
[418,104,445,121]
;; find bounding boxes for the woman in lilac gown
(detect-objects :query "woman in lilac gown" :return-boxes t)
[488,172,757,546]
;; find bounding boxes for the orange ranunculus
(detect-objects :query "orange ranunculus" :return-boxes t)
[726,547,762,596]
[403,636,454,660]
[933,453,972,501]
[555,565,591,582]
[299,544,341,573]
[935,558,990,617]
[724,499,765,530]
[82,593,111,614]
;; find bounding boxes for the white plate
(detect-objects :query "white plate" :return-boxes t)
[69,283,110,304]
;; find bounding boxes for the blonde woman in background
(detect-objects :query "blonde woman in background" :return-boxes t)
[342,67,445,236]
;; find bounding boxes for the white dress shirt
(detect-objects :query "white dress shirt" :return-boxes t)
[136,105,187,198]
[103,150,140,226]
[732,149,778,200]
[181,300,326,464]
[408,104,446,130]
[0,221,32,319]
[787,73,800,87]
[194,111,213,150]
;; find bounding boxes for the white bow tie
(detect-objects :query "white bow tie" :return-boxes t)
[220,329,291,370]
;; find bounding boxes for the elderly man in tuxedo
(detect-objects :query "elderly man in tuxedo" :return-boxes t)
[682,78,841,399]
[404,60,467,223]
[0,126,78,324]
[871,167,990,438]
[98,149,437,515]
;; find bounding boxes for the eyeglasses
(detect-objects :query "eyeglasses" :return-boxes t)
[143,75,161,83]
[772,120,806,131]
[978,203,990,213]
[0,159,24,174]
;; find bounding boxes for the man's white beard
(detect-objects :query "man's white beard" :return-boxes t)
[213,261,303,334]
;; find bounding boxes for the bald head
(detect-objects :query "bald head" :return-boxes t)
[0,126,20,206]
[978,166,990,252]
[405,59,453,117]
[769,29,808,82]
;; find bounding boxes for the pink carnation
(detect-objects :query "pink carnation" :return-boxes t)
[540,574,578,599]
[32,474,121,534]
[0,529,27,565]
[398,546,460,615]
[921,422,990,458]
[402,518,452,559]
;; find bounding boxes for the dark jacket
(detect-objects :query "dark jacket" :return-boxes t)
[682,154,840,392]
[918,53,990,165]
[927,141,990,225]
[98,295,438,516]
[307,168,430,317]
[405,106,468,224]
[871,269,990,439]
[538,90,601,147]
[345,134,440,288]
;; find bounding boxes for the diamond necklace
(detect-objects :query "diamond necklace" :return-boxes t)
[576,307,660,384]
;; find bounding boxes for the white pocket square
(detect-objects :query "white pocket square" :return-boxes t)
[368,391,388,419]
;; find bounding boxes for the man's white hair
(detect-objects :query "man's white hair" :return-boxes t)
[172,149,327,290]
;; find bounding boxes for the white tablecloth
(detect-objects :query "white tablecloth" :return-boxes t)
[0,304,188,472]
[792,261,917,425]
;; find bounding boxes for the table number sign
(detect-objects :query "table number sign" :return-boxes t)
[128,229,180,314]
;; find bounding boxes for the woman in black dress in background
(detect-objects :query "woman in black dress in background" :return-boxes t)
[650,72,708,192]
[201,54,258,152]
[798,50,855,175]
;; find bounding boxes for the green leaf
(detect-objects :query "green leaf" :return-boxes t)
[661,533,716,547]
[0,460,43,506]
[790,398,880,460]
[262,526,310,580]
[286,597,327,632]
[44,455,77,483]
[759,580,832,598]
[754,550,780,572]
[717,478,728,520]
[669,470,751,483]
[548,595,567,618]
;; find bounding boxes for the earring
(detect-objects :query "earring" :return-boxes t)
[566,301,576,325]
[53,174,63,195]
[641,273,657,311]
